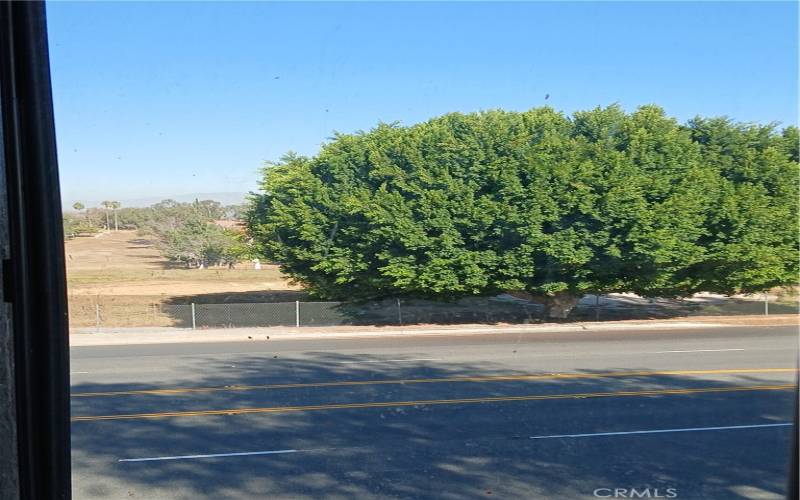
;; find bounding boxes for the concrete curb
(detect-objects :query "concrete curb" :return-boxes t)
[65,320,770,347]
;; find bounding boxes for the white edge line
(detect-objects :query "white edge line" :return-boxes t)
[70,371,89,374]
[119,449,299,462]
[119,423,794,461]
[651,349,746,354]
[529,422,792,440]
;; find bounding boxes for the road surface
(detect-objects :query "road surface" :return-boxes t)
[70,325,798,499]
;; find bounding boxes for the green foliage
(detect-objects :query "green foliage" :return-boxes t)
[115,199,241,232]
[158,219,241,268]
[247,105,799,301]
[136,199,250,268]
[63,213,100,238]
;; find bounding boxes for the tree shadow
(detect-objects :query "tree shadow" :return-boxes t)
[158,291,797,329]
[160,295,546,328]
[166,290,309,305]
[71,354,795,499]
[126,238,156,246]
[150,260,188,270]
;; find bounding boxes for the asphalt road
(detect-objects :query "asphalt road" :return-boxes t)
[70,325,798,500]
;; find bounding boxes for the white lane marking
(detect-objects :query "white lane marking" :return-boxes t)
[338,358,442,364]
[650,348,746,354]
[119,449,299,462]
[530,422,792,440]
[70,371,89,374]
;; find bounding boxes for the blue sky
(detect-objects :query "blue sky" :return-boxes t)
[46,1,798,206]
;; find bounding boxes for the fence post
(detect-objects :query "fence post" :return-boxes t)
[95,303,100,333]
[764,292,769,316]
[295,301,300,328]
[191,303,196,330]
[595,294,601,322]
[397,298,402,325]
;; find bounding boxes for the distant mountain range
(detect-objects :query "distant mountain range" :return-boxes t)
[64,192,250,210]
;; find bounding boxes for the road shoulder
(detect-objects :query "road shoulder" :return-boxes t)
[68,314,798,347]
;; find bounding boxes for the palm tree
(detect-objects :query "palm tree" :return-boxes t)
[110,201,121,231]
[100,201,112,230]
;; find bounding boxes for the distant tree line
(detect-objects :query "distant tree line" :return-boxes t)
[64,199,252,268]
[247,105,799,318]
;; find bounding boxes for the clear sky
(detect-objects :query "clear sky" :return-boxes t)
[46,1,798,206]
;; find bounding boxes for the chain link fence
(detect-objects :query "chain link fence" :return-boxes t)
[69,293,798,331]
[71,296,548,330]
[192,303,297,328]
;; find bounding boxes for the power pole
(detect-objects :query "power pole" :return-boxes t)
[101,201,111,230]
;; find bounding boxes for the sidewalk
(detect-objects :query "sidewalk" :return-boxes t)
[69,314,798,347]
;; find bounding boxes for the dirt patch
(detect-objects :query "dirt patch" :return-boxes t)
[66,230,300,326]
[66,230,164,271]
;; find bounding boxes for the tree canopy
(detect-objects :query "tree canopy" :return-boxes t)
[247,105,799,316]
[135,199,250,268]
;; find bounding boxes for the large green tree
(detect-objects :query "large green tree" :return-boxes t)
[247,106,799,318]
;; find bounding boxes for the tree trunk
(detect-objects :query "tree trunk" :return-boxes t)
[540,292,580,320]
[506,290,581,320]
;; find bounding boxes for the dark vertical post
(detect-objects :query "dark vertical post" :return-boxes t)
[0,2,72,498]
[595,294,600,322]
[396,298,402,325]
[0,98,17,500]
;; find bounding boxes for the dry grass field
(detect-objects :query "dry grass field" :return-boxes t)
[66,230,304,327]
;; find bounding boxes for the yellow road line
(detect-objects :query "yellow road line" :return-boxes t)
[71,383,797,422]
[71,368,798,398]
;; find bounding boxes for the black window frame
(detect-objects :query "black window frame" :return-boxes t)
[0,2,71,499]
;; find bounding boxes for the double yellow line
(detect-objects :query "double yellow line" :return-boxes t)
[71,368,798,398]
[71,383,796,422]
